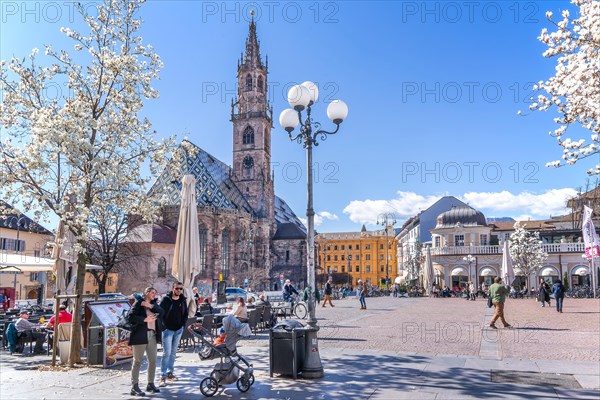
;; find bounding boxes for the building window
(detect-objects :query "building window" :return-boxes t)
[380,266,384,272]
[434,236,441,248]
[334,255,338,261]
[327,245,331,251]
[341,255,345,261]
[380,254,384,260]
[366,266,371,273]
[365,244,370,250]
[356,244,360,250]
[365,254,370,261]
[327,255,330,261]
[245,74,252,91]
[199,226,208,270]
[334,245,338,250]
[480,234,488,245]
[341,245,345,250]
[455,234,465,246]
[342,266,345,273]
[222,230,230,274]
[30,272,39,281]
[286,250,290,262]
[0,238,26,252]
[348,255,352,261]
[157,257,166,278]
[257,76,263,92]
[348,245,352,250]
[243,126,254,145]
[355,266,359,272]
[380,244,383,250]
[108,277,114,286]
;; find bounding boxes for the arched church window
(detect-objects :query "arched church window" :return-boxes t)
[157,257,166,278]
[243,156,254,179]
[257,76,263,92]
[222,230,230,275]
[199,226,208,270]
[243,126,254,145]
[245,74,252,91]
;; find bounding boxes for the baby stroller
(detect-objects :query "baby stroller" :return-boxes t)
[189,315,255,397]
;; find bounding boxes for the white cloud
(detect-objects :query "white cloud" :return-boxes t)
[463,188,577,218]
[300,211,339,227]
[342,191,441,226]
[343,188,577,226]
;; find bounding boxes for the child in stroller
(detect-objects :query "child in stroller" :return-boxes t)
[189,314,255,397]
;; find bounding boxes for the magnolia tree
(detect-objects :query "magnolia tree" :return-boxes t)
[509,223,548,285]
[530,0,600,174]
[0,0,174,365]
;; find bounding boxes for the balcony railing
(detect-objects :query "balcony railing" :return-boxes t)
[429,242,585,256]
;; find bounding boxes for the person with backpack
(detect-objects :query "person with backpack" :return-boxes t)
[552,279,565,313]
[128,287,163,396]
[322,277,335,307]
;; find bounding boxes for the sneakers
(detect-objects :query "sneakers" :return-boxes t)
[489,325,498,329]
[167,372,178,382]
[130,384,145,396]
[146,383,160,393]
[158,377,167,387]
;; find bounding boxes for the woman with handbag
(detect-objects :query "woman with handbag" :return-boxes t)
[128,287,164,396]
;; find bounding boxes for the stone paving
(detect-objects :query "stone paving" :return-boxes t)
[0,296,598,399]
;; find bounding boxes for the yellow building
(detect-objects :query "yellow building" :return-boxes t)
[316,225,398,288]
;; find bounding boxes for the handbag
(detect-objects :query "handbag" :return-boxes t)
[487,295,493,308]
[116,308,133,331]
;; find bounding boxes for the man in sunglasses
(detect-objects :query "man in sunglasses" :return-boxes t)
[158,282,188,387]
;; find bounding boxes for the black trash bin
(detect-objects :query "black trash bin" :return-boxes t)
[269,319,305,378]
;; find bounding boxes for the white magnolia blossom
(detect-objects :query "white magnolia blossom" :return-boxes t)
[0,0,175,240]
[508,222,548,278]
[532,0,600,174]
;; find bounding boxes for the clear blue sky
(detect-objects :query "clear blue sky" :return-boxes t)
[0,0,592,232]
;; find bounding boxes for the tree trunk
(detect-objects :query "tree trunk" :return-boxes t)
[68,244,87,366]
[98,275,107,294]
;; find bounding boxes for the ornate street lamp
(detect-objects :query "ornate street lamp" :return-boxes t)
[463,254,476,284]
[279,81,348,379]
[376,213,396,291]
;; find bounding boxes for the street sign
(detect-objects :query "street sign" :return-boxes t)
[244,279,249,287]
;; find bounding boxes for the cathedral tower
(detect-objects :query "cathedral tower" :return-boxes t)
[231,16,274,220]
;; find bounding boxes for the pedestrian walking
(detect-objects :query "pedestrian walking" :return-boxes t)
[128,287,163,396]
[552,279,565,313]
[322,277,335,307]
[393,284,398,298]
[357,280,367,310]
[159,282,189,387]
[488,277,512,329]
[538,278,551,308]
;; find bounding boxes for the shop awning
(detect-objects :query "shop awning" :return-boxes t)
[573,266,590,276]
[479,267,496,277]
[451,267,467,276]
[0,254,54,272]
[540,266,559,277]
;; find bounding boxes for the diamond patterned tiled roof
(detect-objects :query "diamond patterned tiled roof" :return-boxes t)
[148,141,254,214]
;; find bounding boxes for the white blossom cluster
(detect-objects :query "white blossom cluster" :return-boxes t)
[508,222,549,278]
[0,0,175,248]
[532,0,600,174]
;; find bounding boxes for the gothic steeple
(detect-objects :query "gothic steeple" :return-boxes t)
[241,13,264,69]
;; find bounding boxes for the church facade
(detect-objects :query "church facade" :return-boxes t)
[120,19,307,297]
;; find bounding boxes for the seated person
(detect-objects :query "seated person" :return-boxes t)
[200,298,213,314]
[45,304,73,330]
[15,310,46,354]
[255,294,271,307]
[213,327,226,346]
[247,296,255,306]
[232,297,248,322]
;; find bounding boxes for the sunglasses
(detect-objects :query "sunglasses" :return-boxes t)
[174,287,184,291]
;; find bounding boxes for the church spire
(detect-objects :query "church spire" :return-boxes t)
[243,11,263,68]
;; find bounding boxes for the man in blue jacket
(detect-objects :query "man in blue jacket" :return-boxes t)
[159,282,188,387]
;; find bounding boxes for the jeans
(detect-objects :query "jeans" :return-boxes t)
[161,327,183,377]
[555,296,563,312]
[132,331,157,385]
[359,294,366,308]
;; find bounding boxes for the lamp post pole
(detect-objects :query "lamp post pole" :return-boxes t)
[463,254,476,285]
[279,81,348,379]
[377,213,396,292]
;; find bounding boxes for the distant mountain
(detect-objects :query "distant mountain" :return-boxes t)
[486,217,516,222]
